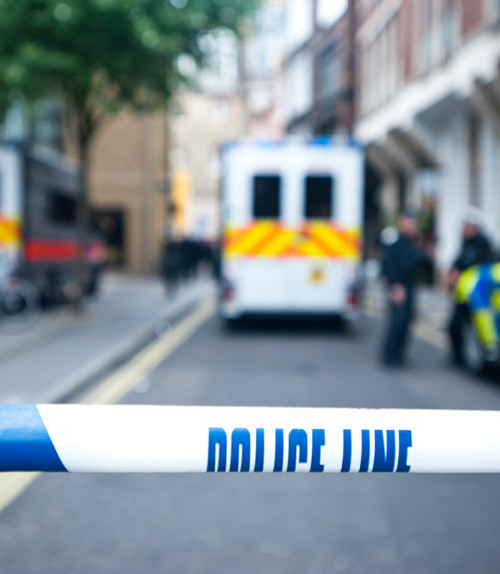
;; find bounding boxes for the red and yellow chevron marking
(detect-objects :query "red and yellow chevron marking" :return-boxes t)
[224,221,360,261]
[297,222,360,260]
[0,213,22,247]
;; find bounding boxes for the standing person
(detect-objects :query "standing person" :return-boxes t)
[380,211,430,367]
[447,210,494,364]
[447,210,493,285]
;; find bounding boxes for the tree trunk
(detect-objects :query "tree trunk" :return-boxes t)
[72,132,90,313]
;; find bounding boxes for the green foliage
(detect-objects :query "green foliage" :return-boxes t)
[0,0,258,142]
[417,199,436,242]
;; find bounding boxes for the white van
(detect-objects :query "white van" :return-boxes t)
[219,139,364,322]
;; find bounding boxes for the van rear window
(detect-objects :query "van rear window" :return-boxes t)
[48,190,77,225]
[252,175,281,219]
[305,175,334,218]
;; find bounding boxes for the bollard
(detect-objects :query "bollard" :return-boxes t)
[1,404,500,473]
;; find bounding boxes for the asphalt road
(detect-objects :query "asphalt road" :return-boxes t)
[2,311,500,573]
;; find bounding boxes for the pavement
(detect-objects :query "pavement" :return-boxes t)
[0,272,216,404]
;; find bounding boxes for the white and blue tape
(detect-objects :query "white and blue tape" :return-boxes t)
[0,405,66,472]
[1,404,500,473]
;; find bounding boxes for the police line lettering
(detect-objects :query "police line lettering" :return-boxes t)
[3,405,500,473]
[207,427,413,473]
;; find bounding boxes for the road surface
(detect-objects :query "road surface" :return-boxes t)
[1,307,500,573]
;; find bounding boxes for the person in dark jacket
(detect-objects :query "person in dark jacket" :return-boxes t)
[447,211,494,364]
[447,215,493,282]
[381,211,430,367]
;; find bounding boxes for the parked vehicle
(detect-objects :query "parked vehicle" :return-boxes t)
[454,261,500,374]
[219,138,364,323]
[0,143,105,305]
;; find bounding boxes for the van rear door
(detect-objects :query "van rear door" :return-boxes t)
[233,171,291,311]
[288,145,363,314]
[289,171,348,311]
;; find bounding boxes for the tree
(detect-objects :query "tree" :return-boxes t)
[0,0,257,306]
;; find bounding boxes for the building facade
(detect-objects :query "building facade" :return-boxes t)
[0,92,168,276]
[281,0,384,256]
[168,89,247,241]
[356,0,500,271]
[283,0,355,136]
[168,28,248,242]
[89,111,168,274]
[243,0,286,139]
[87,27,248,274]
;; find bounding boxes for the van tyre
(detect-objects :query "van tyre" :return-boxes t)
[221,317,239,332]
[460,315,486,375]
[85,277,98,297]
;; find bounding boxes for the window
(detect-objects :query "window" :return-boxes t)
[285,0,313,53]
[252,175,281,218]
[442,0,459,60]
[284,52,314,123]
[47,191,77,225]
[316,0,347,28]
[92,209,125,266]
[318,43,341,101]
[420,0,433,72]
[304,175,334,218]
[209,148,220,178]
[210,98,229,125]
[468,113,482,208]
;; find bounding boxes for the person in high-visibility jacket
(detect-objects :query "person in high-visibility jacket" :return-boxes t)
[454,262,500,364]
[447,213,494,364]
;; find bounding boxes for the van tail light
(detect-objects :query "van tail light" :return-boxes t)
[223,278,235,302]
[347,287,360,310]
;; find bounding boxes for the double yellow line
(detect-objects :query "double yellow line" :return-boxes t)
[364,298,447,350]
[0,299,216,513]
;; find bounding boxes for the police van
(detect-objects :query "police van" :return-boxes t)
[219,139,364,323]
[0,143,104,305]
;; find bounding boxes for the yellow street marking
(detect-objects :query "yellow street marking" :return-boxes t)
[0,473,40,514]
[84,298,215,405]
[0,297,215,513]
[412,322,448,350]
[364,303,448,350]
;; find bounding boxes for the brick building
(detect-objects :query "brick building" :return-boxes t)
[168,89,247,241]
[243,0,286,139]
[355,0,500,272]
[168,28,248,242]
[283,0,356,136]
[89,111,168,274]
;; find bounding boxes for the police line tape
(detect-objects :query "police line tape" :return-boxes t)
[2,404,500,473]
